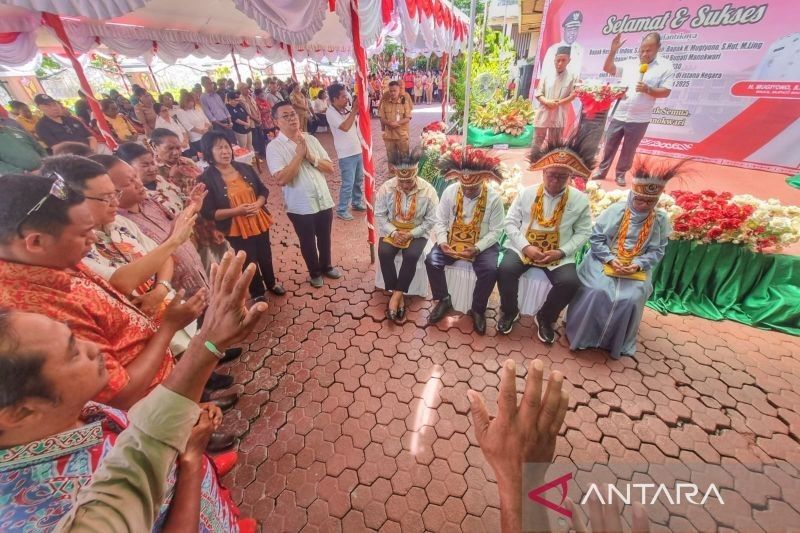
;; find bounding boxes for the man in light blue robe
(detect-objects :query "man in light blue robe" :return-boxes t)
[566,191,671,358]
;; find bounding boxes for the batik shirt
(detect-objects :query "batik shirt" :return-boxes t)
[0,401,240,532]
[145,175,185,218]
[0,260,173,404]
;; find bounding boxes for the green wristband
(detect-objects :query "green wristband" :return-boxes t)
[204,340,224,360]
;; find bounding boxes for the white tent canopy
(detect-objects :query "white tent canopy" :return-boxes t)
[0,0,469,66]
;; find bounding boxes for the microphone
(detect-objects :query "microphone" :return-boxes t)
[639,63,649,82]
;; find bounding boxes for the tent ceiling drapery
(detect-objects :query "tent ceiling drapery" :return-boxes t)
[0,0,469,67]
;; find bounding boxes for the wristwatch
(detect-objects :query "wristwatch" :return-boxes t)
[157,280,173,292]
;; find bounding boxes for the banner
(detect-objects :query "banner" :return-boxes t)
[533,0,800,174]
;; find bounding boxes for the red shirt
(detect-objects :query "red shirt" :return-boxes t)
[0,259,173,403]
[404,73,414,89]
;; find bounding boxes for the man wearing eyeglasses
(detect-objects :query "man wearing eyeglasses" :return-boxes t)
[0,172,239,440]
[266,101,341,289]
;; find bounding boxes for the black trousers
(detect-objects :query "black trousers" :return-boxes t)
[497,252,580,324]
[227,231,276,298]
[287,208,334,278]
[425,243,499,315]
[252,126,266,157]
[378,237,427,293]
[212,122,237,145]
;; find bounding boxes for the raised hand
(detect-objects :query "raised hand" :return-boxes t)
[610,33,626,52]
[469,359,569,484]
[188,183,208,209]
[169,207,198,245]
[201,251,268,350]
[163,288,208,331]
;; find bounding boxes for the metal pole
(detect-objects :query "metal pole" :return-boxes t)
[231,50,242,83]
[461,0,478,154]
[147,64,162,94]
[480,0,491,54]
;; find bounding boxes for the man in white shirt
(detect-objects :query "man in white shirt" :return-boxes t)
[540,10,584,80]
[425,149,506,335]
[312,92,329,132]
[534,46,578,148]
[266,101,341,288]
[325,83,366,221]
[266,79,283,106]
[497,136,595,344]
[592,32,674,186]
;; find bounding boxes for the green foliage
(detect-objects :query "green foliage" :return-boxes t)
[35,55,62,79]
[212,66,231,80]
[450,30,515,128]
[417,155,448,198]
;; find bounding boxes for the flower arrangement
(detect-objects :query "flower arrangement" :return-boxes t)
[574,80,627,119]
[490,163,523,208]
[469,97,535,136]
[584,182,800,252]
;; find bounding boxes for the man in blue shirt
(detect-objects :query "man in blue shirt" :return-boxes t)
[199,76,236,145]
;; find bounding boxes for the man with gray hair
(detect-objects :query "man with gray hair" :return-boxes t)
[591,32,674,186]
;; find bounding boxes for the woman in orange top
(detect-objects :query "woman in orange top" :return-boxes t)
[198,130,285,300]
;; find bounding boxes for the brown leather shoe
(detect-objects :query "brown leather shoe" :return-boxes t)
[206,431,236,452]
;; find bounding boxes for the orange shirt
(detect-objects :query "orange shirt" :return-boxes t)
[0,259,173,404]
[225,173,272,238]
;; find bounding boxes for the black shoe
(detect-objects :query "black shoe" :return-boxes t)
[615,176,627,187]
[268,284,286,296]
[200,391,241,412]
[206,371,234,391]
[470,311,487,336]
[323,267,342,279]
[534,313,556,344]
[496,312,520,335]
[218,347,243,364]
[206,431,236,452]
[428,296,452,324]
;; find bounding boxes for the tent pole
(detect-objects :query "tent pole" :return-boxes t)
[231,49,242,83]
[461,0,478,154]
[349,0,378,263]
[443,28,454,123]
[148,64,162,94]
[112,54,131,94]
[41,12,117,150]
[440,52,447,121]
[287,44,298,82]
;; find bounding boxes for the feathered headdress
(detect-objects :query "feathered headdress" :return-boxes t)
[388,146,423,181]
[528,132,597,178]
[631,157,691,198]
[437,146,504,186]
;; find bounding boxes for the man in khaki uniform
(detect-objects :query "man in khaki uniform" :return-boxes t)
[378,81,413,157]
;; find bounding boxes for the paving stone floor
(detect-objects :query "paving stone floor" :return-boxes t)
[218,106,800,532]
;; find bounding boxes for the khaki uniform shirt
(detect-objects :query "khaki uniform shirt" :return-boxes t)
[55,386,201,532]
[378,93,413,140]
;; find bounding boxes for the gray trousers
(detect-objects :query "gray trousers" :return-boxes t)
[595,119,649,180]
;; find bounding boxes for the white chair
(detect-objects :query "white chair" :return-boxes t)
[374,240,432,297]
[444,260,478,313]
[443,254,553,316]
[517,267,552,316]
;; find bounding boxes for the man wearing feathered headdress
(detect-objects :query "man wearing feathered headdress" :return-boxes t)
[497,134,595,344]
[375,147,439,323]
[566,158,685,359]
[425,147,506,335]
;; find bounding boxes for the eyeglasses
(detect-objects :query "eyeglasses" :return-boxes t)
[15,172,69,238]
[85,190,124,205]
[277,112,298,120]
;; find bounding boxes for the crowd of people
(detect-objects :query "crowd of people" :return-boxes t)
[0,32,679,532]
